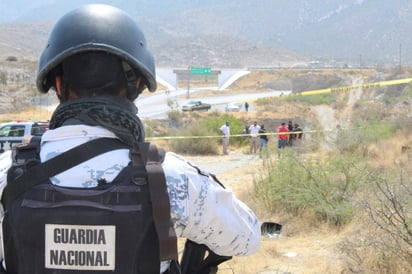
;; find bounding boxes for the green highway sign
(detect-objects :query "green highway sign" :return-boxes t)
[190,66,211,75]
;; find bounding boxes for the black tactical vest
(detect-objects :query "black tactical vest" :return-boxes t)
[1,138,178,274]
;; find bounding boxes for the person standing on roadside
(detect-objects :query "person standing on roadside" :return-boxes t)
[0,4,261,274]
[249,121,260,154]
[277,122,289,150]
[244,101,249,112]
[220,121,230,155]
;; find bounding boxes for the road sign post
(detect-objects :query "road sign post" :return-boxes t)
[187,67,190,98]
[187,67,212,98]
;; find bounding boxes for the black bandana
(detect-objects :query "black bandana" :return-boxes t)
[49,96,144,146]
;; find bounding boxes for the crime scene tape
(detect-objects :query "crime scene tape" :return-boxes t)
[146,128,340,141]
[241,77,412,102]
[145,125,376,141]
[299,78,412,96]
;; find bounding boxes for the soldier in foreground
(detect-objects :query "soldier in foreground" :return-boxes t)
[0,4,260,274]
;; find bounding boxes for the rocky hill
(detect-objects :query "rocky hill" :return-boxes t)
[1,1,412,116]
[1,1,412,67]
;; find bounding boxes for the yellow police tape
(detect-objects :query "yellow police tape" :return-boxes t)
[147,130,324,141]
[299,78,412,96]
[147,77,411,141]
[228,77,412,103]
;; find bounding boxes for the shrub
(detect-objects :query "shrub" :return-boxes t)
[5,56,17,62]
[144,119,169,138]
[365,170,412,252]
[168,123,219,155]
[336,120,395,153]
[284,93,336,105]
[339,168,412,273]
[167,110,182,126]
[254,150,368,226]
[166,98,179,110]
[148,112,249,155]
[199,113,248,147]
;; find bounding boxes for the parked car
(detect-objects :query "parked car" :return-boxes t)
[181,100,211,112]
[0,121,49,152]
[225,102,242,112]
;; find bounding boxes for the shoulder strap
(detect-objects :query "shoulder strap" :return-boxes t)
[2,137,128,208]
[131,143,178,261]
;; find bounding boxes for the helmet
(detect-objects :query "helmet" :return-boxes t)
[36,4,157,99]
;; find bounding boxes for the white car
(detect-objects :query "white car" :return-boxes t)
[225,102,242,112]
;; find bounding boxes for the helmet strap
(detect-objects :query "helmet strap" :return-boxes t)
[122,62,138,101]
[55,75,69,102]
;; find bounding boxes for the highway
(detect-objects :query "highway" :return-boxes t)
[135,88,291,119]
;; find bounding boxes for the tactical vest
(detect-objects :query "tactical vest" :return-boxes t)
[1,138,178,274]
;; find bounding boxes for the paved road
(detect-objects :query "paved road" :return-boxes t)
[135,88,291,119]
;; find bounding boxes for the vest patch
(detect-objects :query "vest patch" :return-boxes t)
[45,224,116,270]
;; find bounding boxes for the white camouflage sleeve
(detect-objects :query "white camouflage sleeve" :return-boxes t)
[162,152,261,256]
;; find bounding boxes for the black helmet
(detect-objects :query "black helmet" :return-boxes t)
[36,4,156,99]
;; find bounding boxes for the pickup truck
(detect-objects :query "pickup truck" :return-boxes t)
[0,121,49,152]
[181,100,211,112]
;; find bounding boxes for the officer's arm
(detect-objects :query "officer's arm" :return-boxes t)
[162,152,261,257]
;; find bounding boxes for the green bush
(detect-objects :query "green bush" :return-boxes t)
[167,110,182,125]
[168,123,219,155]
[284,93,336,105]
[336,120,395,153]
[254,150,368,225]
[199,113,249,147]
[144,119,168,138]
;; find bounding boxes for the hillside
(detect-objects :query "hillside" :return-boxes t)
[0,21,307,68]
[1,1,412,66]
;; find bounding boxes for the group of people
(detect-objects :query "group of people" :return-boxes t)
[277,121,303,149]
[221,121,266,156]
[220,120,303,157]
[245,120,303,152]
[237,121,266,155]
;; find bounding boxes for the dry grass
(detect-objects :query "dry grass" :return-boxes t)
[367,132,412,172]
